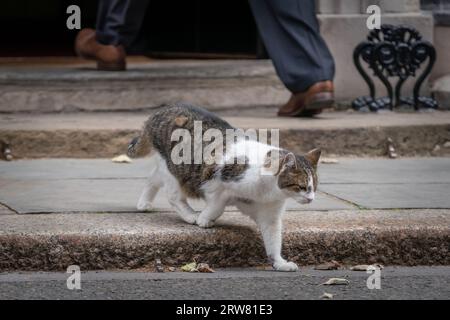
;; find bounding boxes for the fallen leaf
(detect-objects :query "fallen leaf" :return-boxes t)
[181,262,197,272]
[111,154,132,163]
[321,278,350,285]
[314,260,341,270]
[320,158,339,164]
[197,263,215,273]
[320,292,334,299]
[350,264,384,271]
[168,267,176,272]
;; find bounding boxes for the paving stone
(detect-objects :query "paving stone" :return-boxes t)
[1,158,449,213]
[321,183,450,209]
[0,179,351,214]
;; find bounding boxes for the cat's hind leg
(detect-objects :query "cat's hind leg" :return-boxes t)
[236,200,298,272]
[137,166,162,211]
[163,176,198,224]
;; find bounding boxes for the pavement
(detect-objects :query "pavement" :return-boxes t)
[0,267,449,300]
[2,158,450,212]
[0,158,449,270]
[1,110,450,158]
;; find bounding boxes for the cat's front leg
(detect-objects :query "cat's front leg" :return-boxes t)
[168,195,198,224]
[255,201,298,272]
[196,196,227,228]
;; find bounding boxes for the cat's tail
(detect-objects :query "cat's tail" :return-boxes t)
[127,129,152,158]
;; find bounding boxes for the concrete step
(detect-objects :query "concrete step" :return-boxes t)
[1,110,450,158]
[1,158,449,271]
[0,209,448,271]
[0,57,289,114]
[432,74,450,110]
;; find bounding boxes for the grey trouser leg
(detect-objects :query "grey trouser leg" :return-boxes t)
[96,0,150,48]
[249,0,335,93]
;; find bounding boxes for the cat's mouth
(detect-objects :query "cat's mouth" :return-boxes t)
[295,196,313,204]
[295,192,315,204]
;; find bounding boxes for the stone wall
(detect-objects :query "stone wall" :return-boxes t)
[314,0,435,101]
[421,0,450,81]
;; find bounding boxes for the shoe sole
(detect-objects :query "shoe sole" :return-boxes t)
[304,92,335,110]
[278,92,334,117]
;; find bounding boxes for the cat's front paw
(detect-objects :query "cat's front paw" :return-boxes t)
[196,216,215,228]
[273,261,298,272]
[181,213,198,225]
[137,201,153,211]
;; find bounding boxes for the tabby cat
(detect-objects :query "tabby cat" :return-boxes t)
[128,103,321,272]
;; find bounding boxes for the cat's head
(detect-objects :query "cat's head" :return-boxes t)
[273,148,321,204]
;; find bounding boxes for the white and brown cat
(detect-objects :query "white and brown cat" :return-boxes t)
[128,103,321,272]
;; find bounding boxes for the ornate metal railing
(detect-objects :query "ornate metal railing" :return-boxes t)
[352,24,438,111]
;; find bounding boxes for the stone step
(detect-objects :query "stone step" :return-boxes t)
[0,57,289,114]
[1,110,450,158]
[0,209,448,271]
[1,157,449,271]
[432,74,450,110]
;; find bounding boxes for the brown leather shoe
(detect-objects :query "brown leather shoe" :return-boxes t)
[75,28,126,71]
[278,81,334,117]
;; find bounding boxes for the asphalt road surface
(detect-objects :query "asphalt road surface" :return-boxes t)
[0,267,449,300]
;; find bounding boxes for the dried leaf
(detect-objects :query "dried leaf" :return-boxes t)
[314,260,341,270]
[111,154,132,163]
[320,158,339,164]
[168,267,176,272]
[320,292,334,299]
[197,263,215,273]
[321,278,350,285]
[181,262,197,272]
[350,264,384,271]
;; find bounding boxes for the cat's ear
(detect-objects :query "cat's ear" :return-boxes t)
[266,151,297,175]
[275,152,297,175]
[282,152,297,168]
[305,148,321,167]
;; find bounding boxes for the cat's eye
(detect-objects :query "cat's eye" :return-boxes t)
[290,185,304,192]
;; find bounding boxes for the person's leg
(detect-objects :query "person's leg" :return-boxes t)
[75,0,149,70]
[96,0,150,48]
[249,0,335,93]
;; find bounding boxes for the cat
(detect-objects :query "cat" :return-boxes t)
[128,103,321,272]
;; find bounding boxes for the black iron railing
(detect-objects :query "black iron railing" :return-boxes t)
[352,24,438,111]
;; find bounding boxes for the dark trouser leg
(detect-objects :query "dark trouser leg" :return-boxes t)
[248,0,335,93]
[96,0,150,48]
